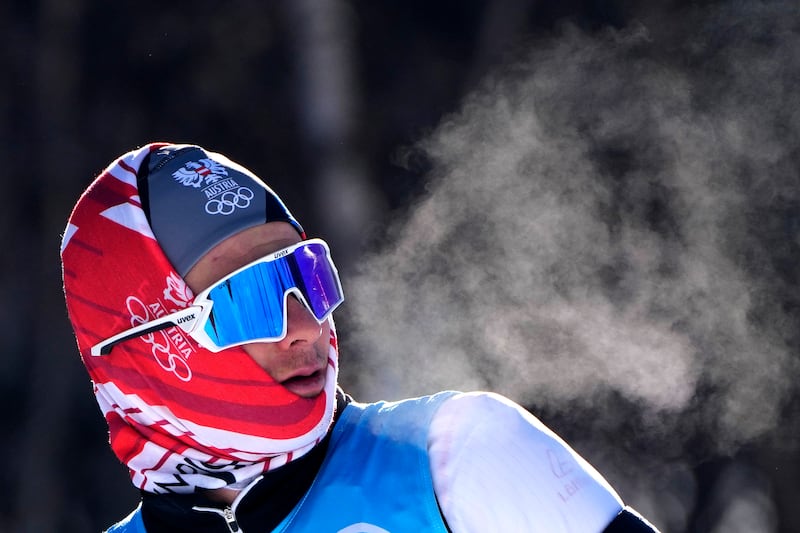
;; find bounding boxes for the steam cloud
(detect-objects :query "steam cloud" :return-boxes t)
[344,0,799,465]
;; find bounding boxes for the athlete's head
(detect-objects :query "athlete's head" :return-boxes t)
[61,143,343,493]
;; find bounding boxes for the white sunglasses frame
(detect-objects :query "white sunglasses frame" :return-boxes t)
[90,239,342,356]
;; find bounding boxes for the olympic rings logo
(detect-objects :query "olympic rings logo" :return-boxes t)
[125,296,193,382]
[205,186,254,215]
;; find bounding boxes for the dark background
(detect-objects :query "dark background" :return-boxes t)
[3,1,799,531]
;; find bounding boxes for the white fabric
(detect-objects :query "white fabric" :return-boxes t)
[428,392,623,533]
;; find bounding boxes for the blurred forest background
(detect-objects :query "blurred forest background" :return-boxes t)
[3,0,800,531]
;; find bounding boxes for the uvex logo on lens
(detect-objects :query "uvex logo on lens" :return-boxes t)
[126,273,197,381]
[172,158,254,216]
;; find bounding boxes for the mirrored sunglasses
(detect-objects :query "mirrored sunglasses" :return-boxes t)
[91,239,344,355]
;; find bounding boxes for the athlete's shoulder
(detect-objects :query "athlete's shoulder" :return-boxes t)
[429,391,624,532]
[432,390,567,445]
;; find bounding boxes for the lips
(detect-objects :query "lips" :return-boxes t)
[281,368,326,398]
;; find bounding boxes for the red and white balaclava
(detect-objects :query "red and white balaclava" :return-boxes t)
[61,143,339,493]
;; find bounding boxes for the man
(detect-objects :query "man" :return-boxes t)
[61,143,660,532]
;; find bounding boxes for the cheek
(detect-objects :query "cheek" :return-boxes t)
[316,321,333,355]
[241,343,278,374]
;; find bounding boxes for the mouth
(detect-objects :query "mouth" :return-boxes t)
[281,368,326,398]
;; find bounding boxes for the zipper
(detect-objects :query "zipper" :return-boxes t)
[192,475,264,533]
[222,507,241,533]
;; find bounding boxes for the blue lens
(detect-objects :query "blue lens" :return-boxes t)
[202,242,343,348]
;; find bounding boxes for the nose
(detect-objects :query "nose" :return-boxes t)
[276,294,323,348]
[242,294,324,374]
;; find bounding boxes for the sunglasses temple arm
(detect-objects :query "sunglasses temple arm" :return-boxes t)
[90,307,202,356]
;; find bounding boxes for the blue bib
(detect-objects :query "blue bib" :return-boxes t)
[107,391,457,533]
[275,391,456,532]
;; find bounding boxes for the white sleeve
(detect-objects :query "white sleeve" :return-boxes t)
[428,392,623,533]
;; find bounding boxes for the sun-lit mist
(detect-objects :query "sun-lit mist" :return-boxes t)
[343,4,799,529]
[350,0,797,443]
